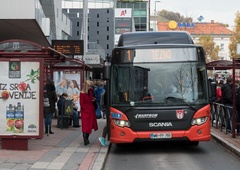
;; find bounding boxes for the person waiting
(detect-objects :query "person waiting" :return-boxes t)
[57,93,80,128]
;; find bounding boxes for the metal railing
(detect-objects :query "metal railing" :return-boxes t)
[211,102,240,137]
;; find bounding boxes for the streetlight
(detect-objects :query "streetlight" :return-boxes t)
[155,1,161,31]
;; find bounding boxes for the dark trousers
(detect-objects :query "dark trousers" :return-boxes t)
[72,110,79,126]
[45,113,53,130]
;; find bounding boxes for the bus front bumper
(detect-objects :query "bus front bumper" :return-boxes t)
[110,122,211,144]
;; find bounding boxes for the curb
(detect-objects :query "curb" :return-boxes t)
[211,132,240,157]
[92,143,111,170]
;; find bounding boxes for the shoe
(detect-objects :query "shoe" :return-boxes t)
[50,131,54,134]
[73,125,80,128]
[99,137,107,147]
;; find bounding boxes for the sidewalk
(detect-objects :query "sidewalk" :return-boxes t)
[0,120,239,170]
[0,118,109,170]
[211,127,240,157]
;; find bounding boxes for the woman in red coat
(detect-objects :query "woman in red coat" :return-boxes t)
[80,80,98,145]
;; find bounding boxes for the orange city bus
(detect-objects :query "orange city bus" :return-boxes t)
[103,31,211,146]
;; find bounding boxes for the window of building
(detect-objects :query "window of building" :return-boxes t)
[97,40,99,44]
[77,22,79,27]
[127,3,133,8]
[97,31,99,35]
[107,35,109,40]
[107,26,109,31]
[107,9,109,13]
[88,35,89,40]
[107,44,109,49]
[77,13,80,18]
[134,2,140,8]
[97,13,99,18]
[140,2,147,9]
[97,22,99,27]
[77,31,79,36]
[117,2,126,8]
[88,26,89,31]
[221,44,224,50]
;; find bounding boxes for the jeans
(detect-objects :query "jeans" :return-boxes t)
[72,110,79,126]
[225,104,232,131]
[45,113,53,129]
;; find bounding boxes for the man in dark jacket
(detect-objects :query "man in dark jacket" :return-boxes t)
[221,77,233,105]
[44,79,58,134]
[221,77,233,131]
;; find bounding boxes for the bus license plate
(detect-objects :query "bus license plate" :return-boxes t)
[150,133,172,139]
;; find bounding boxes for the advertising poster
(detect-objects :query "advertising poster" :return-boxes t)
[0,60,41,136]
[55,72,81,112]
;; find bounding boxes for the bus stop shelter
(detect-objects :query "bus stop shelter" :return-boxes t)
[207,59,240,138]
[0,39,91,150]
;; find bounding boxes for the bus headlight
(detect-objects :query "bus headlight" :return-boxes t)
[191,117,208,126]
[113,119,131,128]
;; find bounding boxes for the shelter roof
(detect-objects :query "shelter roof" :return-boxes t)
[206,59,240,70]
[0,39,91,70]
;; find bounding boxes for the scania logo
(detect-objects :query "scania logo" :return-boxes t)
[149,122,173,127]
[134,114,158,119]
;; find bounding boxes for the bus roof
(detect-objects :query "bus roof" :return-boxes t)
[117,31,194,46]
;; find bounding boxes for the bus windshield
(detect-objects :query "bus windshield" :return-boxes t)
[111,48,208,106]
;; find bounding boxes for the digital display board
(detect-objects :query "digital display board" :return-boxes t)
[113,48,197,63]
[52,40,84,55]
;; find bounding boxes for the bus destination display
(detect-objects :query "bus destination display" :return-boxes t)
[52,40,84,55]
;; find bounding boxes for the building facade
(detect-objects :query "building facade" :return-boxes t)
[116,0,149,31]
[157,20,233,60]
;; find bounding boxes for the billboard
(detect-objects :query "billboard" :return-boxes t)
[0,59,43,137]
[115,8,132,45]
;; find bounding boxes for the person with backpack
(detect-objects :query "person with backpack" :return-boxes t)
[94,80,105,119]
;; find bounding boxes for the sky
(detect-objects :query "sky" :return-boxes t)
[150,0,239,28]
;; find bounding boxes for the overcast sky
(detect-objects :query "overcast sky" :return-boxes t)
[150,0,239,28]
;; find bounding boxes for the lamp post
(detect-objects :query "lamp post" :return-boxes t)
[155,1,161,31]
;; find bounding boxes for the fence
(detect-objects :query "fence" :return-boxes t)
[210,102,240,138]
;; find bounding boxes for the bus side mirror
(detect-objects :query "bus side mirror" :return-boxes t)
[103,65,110,80]
[208,79,216,100]
[103,56,111,80]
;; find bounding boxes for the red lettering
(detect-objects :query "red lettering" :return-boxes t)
[120,10,126,16]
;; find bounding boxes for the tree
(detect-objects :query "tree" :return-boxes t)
[229,11,240,59]
[195,35,220,63]
[158,10,192,22]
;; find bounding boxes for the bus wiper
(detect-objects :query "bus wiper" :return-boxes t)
[164,97,197,111]
[185,103,197,111]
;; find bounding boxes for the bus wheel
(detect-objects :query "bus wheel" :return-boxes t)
[189,141,199,146]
